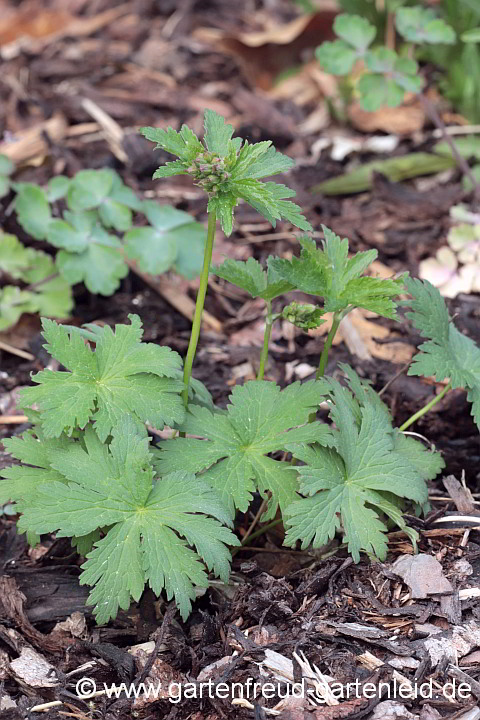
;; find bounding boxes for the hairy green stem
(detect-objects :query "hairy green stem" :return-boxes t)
[257,300,273,381]
[316,313,341,379]
[399,382,452,431]
[182,209,216,408]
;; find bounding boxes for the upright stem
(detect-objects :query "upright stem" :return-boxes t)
[399,382,452,431]
[316,314,341,379]
[182,209,216,408]
[257,300,273,381]
[419,93,480,198]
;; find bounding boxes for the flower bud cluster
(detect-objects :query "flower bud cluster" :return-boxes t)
[281,302,325,330]
[188,152,231,194]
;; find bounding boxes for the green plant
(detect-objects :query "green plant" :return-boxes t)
[140,110,312,406]
[316,8,480,194]
[0,162,206,330]
[0,155,13,198]
[0,233,73,331]
[2,111,479,626]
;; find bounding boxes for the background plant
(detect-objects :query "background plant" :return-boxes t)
[316,7,480,193]
[0,162,206,330]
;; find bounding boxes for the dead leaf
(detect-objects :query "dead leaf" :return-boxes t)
[0,4,131,57]
[348,96,425,134]
[194,10,338,89]
[0,113,67,165]
[310,308,414,364]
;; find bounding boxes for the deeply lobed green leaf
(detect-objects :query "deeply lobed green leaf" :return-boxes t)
[284,367,444,561]
[155,380,332,520]
[141,109,311,236]
[268,227,405,317]
[6,418,238,623]
[406,277,480,430]
[20,315,185,440]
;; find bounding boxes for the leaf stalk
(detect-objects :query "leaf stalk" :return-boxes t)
[257,300,273,381]
[316,313,341,379]
[399,382,452,431]
[182,208,216,408]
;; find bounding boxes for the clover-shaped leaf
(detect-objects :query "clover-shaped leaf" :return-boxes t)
[359,49,422,110]
[15,184,52,240]
[211,257,293,301]
[316,41,359,75]
[334,14,377,51]
[66,169,140,231]
[358,74,405,111]
[125,201,206,278]
[395,6,456,45]
[316,14,376,76]
[52,211,128,295]
[66,169,114,211]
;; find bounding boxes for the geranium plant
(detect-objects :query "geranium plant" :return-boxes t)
[2,111,479,625]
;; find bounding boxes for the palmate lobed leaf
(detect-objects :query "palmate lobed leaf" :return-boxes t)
[268,227,405,317]
[155,380,333,520]
[20,314,185,440]
[284,367,444,561]
[405,277,480,430]
[11,418,238,623]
